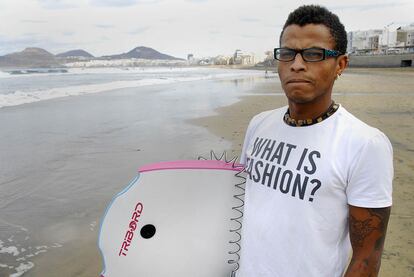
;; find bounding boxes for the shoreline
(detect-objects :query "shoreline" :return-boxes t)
[2,64,413,71]
[192,68,414,276]
[0,76,263,277]
[0,67,264,109]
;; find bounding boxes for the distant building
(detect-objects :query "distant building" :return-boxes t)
[64,58,187,67]
[347,29,383,54]
[379,30,398,49]
[264,50,277,66]
[231,50,255,65]
[396,24,414,49]
[198,57,213,65]
[347,23,414,55]
[191,50,256,66]
[213,55,231,65]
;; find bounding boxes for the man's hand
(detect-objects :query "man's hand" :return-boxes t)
[344,205,391,277]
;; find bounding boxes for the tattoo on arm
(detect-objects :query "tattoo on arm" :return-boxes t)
[345,206,391,277]
[349,208,390,249]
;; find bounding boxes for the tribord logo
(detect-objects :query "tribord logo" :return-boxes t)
[118,202,143,257]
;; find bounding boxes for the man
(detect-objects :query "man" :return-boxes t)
[238,5,393,277]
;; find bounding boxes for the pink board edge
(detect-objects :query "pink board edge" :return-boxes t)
[138,160,244,173]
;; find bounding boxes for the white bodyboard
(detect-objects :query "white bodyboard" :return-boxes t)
[98,159,244,277]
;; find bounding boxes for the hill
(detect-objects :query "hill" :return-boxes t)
[56,49,94,58]
[0,46,184,68]
[104,46,183,60]
[0,47,61,68]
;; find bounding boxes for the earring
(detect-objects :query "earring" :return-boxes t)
[335,72,342,80]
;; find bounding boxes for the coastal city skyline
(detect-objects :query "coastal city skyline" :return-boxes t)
[1,0,413,60]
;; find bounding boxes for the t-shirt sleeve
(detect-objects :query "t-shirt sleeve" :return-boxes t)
[240,112,265,166]
[346,132,393,208]
[240,119,254,166]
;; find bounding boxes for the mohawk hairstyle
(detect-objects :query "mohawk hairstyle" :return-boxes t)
[279,5,347,54]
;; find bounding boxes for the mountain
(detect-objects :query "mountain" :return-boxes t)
[104,46,184,60]
[0,46,184,68]
[56,49,94,58]
[0,47,61,68]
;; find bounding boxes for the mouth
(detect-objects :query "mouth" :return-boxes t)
[286,79,312,84]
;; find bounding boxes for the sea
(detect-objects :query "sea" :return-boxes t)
[0,67,266,108]
[0,66,274,276]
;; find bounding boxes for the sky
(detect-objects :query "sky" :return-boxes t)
[0,0,413,60]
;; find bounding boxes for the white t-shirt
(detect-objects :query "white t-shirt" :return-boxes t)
[237,105,393,277]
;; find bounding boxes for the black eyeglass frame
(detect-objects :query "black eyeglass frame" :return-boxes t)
[273,47,344,62]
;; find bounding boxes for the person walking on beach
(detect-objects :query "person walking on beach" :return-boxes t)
[238,5,393,277]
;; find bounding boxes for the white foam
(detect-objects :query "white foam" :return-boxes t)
[51,243,63,248]
[67,66,204,75]
[0,71,12,78]
[0,70,69,79]
[0,245,19,256]
[0,66,224,79]
[33,250,46,255]
[90,221,97,231]
[0,69,263,108]
[9,262,34,277]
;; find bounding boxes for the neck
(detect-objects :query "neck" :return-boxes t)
[288,97,333,120]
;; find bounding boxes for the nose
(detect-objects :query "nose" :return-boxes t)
[290,52,306,72]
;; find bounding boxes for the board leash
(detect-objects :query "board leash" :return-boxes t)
[197,150,246,276]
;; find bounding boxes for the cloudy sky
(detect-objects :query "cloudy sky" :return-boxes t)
[0,0,413,59]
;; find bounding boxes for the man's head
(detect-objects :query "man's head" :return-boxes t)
[277,5,348,106]
[279,5,347,54]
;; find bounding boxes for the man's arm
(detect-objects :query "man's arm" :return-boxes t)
[344,205,391,277]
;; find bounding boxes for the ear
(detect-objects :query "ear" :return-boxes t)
[336,54,349,76]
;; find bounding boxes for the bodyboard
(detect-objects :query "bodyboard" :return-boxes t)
[98,159,245,277]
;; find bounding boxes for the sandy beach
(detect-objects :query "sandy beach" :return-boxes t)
[192,67,414,276]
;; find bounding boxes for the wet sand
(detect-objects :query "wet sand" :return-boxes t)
[192,67,414,276]
[0,77,260,277]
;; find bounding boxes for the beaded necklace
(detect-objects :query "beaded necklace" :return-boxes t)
[283,101,339,127]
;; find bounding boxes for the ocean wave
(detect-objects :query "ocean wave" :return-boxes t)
[0,69,263,108]
[0,238,63,277]
[0,67,236,79]
[0,69,69,79]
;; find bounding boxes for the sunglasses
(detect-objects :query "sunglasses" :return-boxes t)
[274,47,343,62]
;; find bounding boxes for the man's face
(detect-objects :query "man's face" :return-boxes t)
[278,24,344,105]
